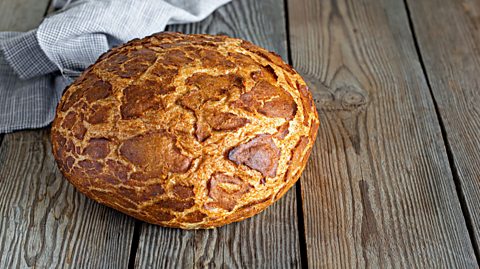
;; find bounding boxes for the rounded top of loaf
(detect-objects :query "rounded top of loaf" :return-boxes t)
[51,32,319,228]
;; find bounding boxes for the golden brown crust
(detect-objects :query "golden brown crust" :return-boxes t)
[51,32,319,229]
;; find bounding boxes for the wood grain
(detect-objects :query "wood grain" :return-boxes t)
[0,0,50,31]
[405,0,480,256]
[288,0,478,267]
[134,0,302,268]
[0,131,135,268]
[0,1,136,268]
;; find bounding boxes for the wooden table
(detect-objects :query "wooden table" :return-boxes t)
[1,0,479,268]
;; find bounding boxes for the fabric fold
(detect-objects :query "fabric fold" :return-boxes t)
[0,31,57,79]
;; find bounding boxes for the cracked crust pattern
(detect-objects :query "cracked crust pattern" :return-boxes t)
[51,32,319,229]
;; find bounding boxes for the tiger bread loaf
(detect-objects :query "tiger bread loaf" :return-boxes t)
[51,32,319,229]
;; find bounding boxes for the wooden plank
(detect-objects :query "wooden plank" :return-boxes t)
[134,0,302,268]
[0,1,136,268]
[0,131,135,268]
[405,0,480,256]
[0,0,50,31]
[287,0,478,268]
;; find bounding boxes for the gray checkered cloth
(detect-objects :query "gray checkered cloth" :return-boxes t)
[0,0,230,133]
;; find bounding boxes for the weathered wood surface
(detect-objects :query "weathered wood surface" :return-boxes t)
[287,0,478,268]
[0,131,135,268]
[133,0,302,268]
[3,0,480,268]
[405,0,480,256]
[0,1,135,268]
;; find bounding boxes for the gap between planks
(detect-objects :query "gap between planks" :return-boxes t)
[402,0,480,263]
[128,221,142,269]
[0,1,136,267]
[282,0,310,267]
[287,0,478,267]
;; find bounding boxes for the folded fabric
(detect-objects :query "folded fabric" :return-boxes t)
[0,0,230,133]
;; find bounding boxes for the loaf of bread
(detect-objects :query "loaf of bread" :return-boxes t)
[51,32,319,229]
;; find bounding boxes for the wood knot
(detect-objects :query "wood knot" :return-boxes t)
[335,85,368,110]
[315,84,369,112]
